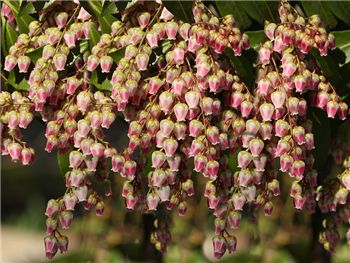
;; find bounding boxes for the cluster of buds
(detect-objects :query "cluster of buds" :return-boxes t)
[1,0,349,260]
[0,91,34,165]
[316,155,350,253]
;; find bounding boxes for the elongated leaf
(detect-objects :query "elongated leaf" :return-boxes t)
[333,30,350,64]
[89,24,100,48]
[2,17,8,57]
[26,47,43,63]
[109,47,126,64]
[302,1,338,29]
[308,109,331,171]
[225,49,255,87]
[163,1,193,23]
[216,1,251,29]
[311,48,341,84]
[325,1,350,26]
[5,22,18,51]
[4,0,20,16]
[57,151,70,176]
[241,1,278,24]
[246,30,265,50]
[18,2,35,16]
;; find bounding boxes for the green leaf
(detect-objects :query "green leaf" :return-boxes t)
[109,47,126,64]
[302,1,338,29]
[228,149,240,174]
[311,48,341,84]
[5,21,18,51]
[216,1,252,29]
[333,30,350,64]
[308,109,331,171]
[18,2,35,16]
[162,39,173,53]
[26,47,43,63]
[99,78,112,91]
[16,79,29,91]
[241,1,278,24]
[325,1,350,26]
[57,151,70,177]
[16,13,35,33]
[225,48,255,87]
[4,0,20,16]
[81,1,117,34]
[2,17,8,57]
[163,1,193,23]
[88,24,100,48]
[79,39,89,54]
[246,30,265,50]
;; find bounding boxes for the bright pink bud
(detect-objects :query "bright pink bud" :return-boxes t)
[159,119,174,137]
[282,62,297,77]
[146,30,159,48]
[45,199,59,217]
[55,12,68,28]
[125,193,137,210]
[174,122,186,140]
[280,153,293,172]
[259,103,274,121]
[58,211,73,230]
[160,7,174,21]
[189,119,204,137]
[53,53,67,71]
[208,193,219,209]
[294,75,306,93]
[63,192,78,211]
[165,21,178,40]
[8,142,22,162]
[342,173,350,190]
[259,122,272,140]
[149,76,163,95]
[291,160,305,180]
[99,55,113,73]
[173,102,188,121]
[288,97,299,115]
[179,23,190,40]
[294,194,306,210]
[238,151,252,169]
[87,55,99,71]
[275,120,290,137]
[292,126,305,145]
[46,217,57,234]
[227,236,237,253]
[17,56,31,73]
[188,36,200,53]
[137,12,150,28]
[206,126,220,145]
[238,169,252,187]
[271,90,286,109]
[190,139,204,156]
[326,100,339,118]
[305,133,315,150]
[253,154,267,172]
[249,138,264,157]
[194,154,207,172]
[44,235,58,259]
[66,77,80,95]
[90,142,105,157]
[232,193,246,211]
[245,119,259,135]
[7,111,19,129]
[206,160,219,180]
[171,78,185,97]
[173,47,185,65]
[4,55,17,71]
[21,147,34,165]
[259,47,271,64]
[257,78,271,97]
[273,36,287,53]
[163,138,178,157]
[196,62,211,78]
[101,110,115,129]
[152,151,166,168]
[214,36,228,54]
[64,31,76,48]
[78,7,91,21]
[298,99,307,116]
[147,192,160,211]
[69,151,83,168]
[136,53,149,71]
[73,185,88,202]
[276,139,290,157]
[264,23,276,40]
[338,102,348,120]
[240,100,253,118]
[185,90,201,109]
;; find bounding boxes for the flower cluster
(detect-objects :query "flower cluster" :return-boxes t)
[1,0,349,260]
